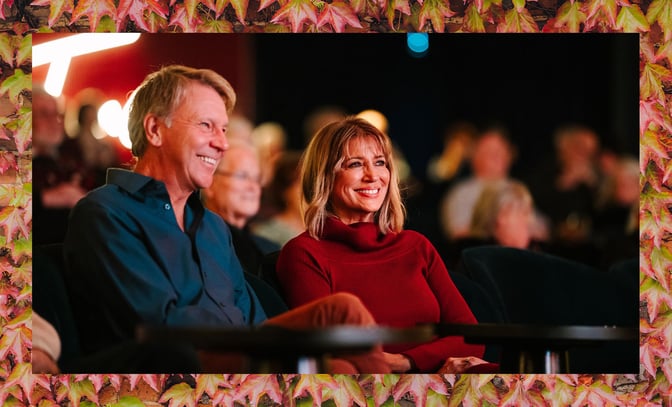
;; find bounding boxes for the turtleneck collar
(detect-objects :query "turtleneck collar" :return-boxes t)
[321,216,399,252]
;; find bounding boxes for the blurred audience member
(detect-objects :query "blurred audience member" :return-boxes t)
[593,155,639,267]
[440,125,516,240]
[302,105,347,146]
[227,113,255,141]
[252,150,305,246]
[202,138,280,276]
[251,121,287,186]
[32,86,87,245]
[528,124,600,245]
[426,121,477,185]
[60,103,121,189]
[469,180,536,249]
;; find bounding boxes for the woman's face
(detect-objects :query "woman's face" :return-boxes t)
[330,136,390,224]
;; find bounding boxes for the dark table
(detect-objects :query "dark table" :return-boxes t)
[137,324,434,373]
[433,323,638,373]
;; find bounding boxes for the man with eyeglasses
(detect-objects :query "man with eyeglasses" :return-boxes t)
[63,65,391,374]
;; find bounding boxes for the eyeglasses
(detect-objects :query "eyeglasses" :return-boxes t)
[216,170,262,185]
[170,118,227,137]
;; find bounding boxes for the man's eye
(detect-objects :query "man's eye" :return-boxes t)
[199,121,213,131]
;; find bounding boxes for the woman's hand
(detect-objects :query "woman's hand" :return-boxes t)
[383,352,412,372]
[437,356,488,374]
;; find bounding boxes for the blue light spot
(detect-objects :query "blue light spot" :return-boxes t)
[407,33,429,56]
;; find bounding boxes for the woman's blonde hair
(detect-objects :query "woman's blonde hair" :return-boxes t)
[301,117,405,239]
[128,65,237,157]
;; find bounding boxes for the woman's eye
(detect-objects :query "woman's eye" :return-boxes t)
[375,160,386,166]
[348,161,362,168]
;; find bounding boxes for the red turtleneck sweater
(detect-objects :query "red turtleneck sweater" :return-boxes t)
[276,217,484,372]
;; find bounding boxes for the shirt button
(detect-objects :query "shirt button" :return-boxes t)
[164,203,171,210]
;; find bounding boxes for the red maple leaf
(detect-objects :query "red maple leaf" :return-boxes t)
[418,0,455,32]
[270,0,318,32]
[583,0,618,32]
[0,0,15,19]
[324,375,367,407]
[203,0,230,19]
[641,277,672,322]
[497,7,540,32]
[316,1,362,32]
[69,0,117,31]
[236,374,283,405]
[292,374,338,406]
[393,374,447,406]
[30,0,75,27]
[117,0,169,31]
[0,205,29,241]
[168,3,205,31]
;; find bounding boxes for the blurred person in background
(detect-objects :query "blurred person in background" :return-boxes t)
[32,85,87,245]
[302,105,347,146]
[251,150,305,246]
[526,124,602,265]
[439,124,517,240]
[251,121,287,186]
[202,138,280,276]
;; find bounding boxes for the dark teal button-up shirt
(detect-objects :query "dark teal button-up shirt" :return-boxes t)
[64,169,267,355]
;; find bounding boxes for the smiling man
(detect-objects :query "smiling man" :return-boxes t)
[62,65,390,373]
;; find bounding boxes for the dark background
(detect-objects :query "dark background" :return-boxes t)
[33,33,639,179]
[253,34,639,179]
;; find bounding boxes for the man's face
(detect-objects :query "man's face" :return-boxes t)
[33,93,64,152]
[207,145,262,226]
[159,82,229,194]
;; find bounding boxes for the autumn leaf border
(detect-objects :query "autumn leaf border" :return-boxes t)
[0,0,669,405]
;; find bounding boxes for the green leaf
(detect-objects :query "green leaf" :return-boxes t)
[16,34,30,68]
[554,0,586,32]
[198,18,234,32]
[642,277,672,322]
[418,0,455,32]
[647,0,672,43]
[640,62,672,105]
[393,374,447,405]
[95,15,117,32]
[109,395,147,407]
[67,379,99,407]
[324,375,367,407]
[293,374,338,406]
[30,0,74,27]
[372,374,400,406]
[0,70,30,105]
[426,388,448,407]
[616,4,650,33]
[0,33,14,67]
[463,3,486,32]
[497,8,539,32]
[158,382,197,407]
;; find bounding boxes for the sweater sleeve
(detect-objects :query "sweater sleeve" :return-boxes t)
[398,236,485,372]
[276,237,334,308]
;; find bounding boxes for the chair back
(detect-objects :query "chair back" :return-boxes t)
[32,243,82,365]
[456,245,638,373]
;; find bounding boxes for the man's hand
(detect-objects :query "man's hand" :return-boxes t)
[32,348,60,374]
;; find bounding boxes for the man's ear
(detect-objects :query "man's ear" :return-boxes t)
[144,114,163,147]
